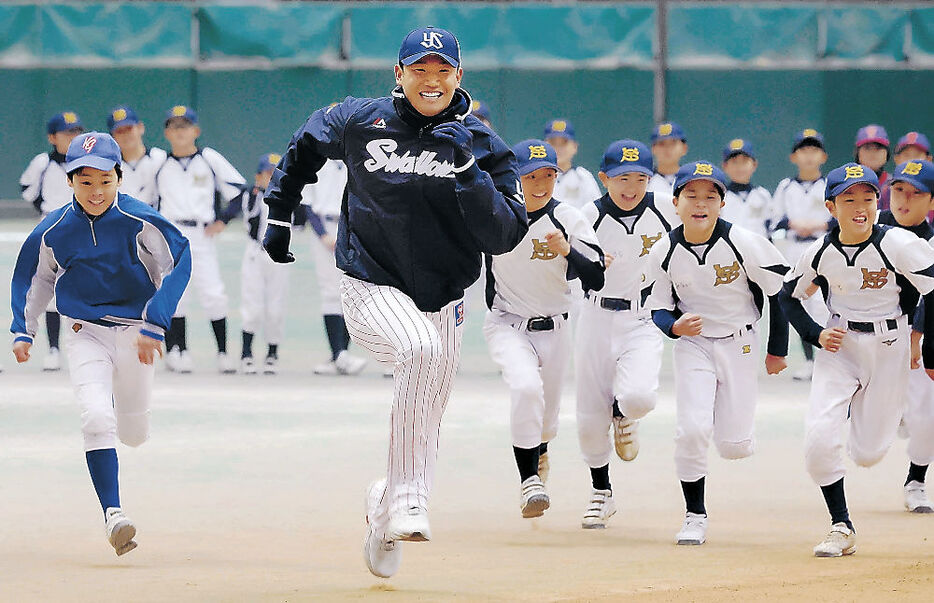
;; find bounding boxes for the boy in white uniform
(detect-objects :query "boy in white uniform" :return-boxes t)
[107,105,166,207]
[576,140,676,529]
[544,119,602,210]
[647,161,789,546]
[648,122,688,204]
[780,163,934,557]
[720,139,772,238]
[484,140,604,519]
[153,105,246,373]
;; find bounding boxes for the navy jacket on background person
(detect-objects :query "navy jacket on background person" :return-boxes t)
[264,87,528,312]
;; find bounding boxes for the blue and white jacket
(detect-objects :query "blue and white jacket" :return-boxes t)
[11,193,191,343]
[264,87,528,312]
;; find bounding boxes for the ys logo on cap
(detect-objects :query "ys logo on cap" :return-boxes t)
[694,163,713,176]
[621,147,640,162]
[528,145,547,159]
[903,162,923,176]
[421,31,444,50]
[845,165,864,179]
[82,136,98,153]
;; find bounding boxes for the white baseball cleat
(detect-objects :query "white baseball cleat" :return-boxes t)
[313,360,338,375]
[387,507,431,542]
[520,475,550,518]
[335,350,367,375]
[904,481,934,513]
[793,359,814,381]
[613,416,639,461]
[240,356,257,375]
[104,507,137,556]
[167,349,193,373]
[676,512,708,545]
[538,451,550,484]
[364,479,401,578]
[581,488,616,529]
[813,522,857,557]
[263,355,278,375]
[217,352,236,374]
[42,347,61,372]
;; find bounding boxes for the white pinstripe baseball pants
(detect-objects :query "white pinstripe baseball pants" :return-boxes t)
[339,275,463,535]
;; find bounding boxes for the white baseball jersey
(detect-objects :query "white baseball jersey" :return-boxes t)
[153,147,246,224]
[20,152,72,215]
[721,183,771,239]
[770,177,829,242]
[486,200,602,318]
[554,165,602,210]
[647,171,676,204]
[119,147,167,207]
[300,159,347,217]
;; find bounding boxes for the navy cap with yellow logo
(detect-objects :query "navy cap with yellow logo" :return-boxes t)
[722,138,756,162]
[107,105,140,132]
[399,26,460,68]
[601,139,653,178]
[164,104,198,126]
[47,111,84,135]
[890,160,934,194]
[543,119,575,141]
[673,161,728,198]
[651,121,686,143]
[257,153,282,174]
[511,139,557,176]
[825,163,880,200]
[793,128,824,151]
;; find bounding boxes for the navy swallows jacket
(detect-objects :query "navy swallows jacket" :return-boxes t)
[264,87,528,312]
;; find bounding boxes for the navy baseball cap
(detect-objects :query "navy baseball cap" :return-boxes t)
[673,161,728,198]
[471,100,491,122]
[793,128,824,151]
[855,124,889,148]
[896,131,931,154]
[543,119,575,141]
[47,111,83,135]
[723,138,756,161]
[107,106,141,132]
[511,139,558,176]
[825,163,880,200]
[399,26,460,68]
[890,160,934,194]
[651,122,686,143]
[257,152,282,174]
[64,132,122,173]
[165,104,198,125]
[600,139,653,178]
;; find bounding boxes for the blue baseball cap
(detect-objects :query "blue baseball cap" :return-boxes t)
[793,128,824,151]
[511,139,558,176]
[825,163,880,200]
[257,152,282,174]
[895,132,931,155]
[673,161,728,198]
[64,132,122,173]
[398,26,460,68]
[651,122,686,143]
[600,139,653,178]
[543,119,575,141]
[722,138,756,161]
[890,160,934,194]
[107,106,141,132]
[471,100,491,123]
[47,111,83,135]
[165,104,198,125]
[855,124,889,148]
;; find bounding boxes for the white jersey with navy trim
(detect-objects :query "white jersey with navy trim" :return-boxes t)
[487,199,602,318]
[647,219,789,337]
[722,184,771,239]
[120,147,167,207]
[785,225,934,322]
[20,152,72,216]
[554,165,602,210]
[583,192,674,304]
[153,147,246,223]
[300,159,347,218]
[770,177,829,241]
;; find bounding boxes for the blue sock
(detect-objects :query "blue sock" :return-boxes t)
[85,448,120,514]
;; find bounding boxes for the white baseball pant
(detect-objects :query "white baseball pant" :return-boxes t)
[310,217,343,315]
[576,302,663,469]
[905,367,934,465]
[673,327,759,482]
[483,310,569,449]
[805,315,910,486]
[339,275,463,536]
[63,318,153,451]
[240,240,290,344]
[174,225,227,320]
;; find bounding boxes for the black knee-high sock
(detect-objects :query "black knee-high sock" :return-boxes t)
[539,442,548,455]
[45,312,60,350]
[513,446,540,482]
[820,478,853,530]
[241,331,254,358]
[802,341,814,361]
[907,463,929,485]
[170,317,187,351]
[323,314,348,360]
[590,464,611,491]
[267,343,278,358]
[211,318,227,353]
[681,477,706,515]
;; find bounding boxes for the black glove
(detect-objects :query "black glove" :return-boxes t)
[262,223,295,264]
[432,121,474,167]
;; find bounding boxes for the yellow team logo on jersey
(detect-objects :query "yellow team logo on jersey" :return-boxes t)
[694,163,714,176]
[729,139,745,150]
[63,112,78,124]
[845,165,865,180]
[742,344,751,354]
[658,123,673,136]
[860,267,888,289]
[640,232,663,257]
[903,161,923,176]
[193,174,209,187]
[528,145,548,160]
[713,261,741,286]
[172,105,189,117]
[803,128,818,138]
[550,120,567,133]
[112,109,127,122]
[621,147,640,162]
[530,239,558,261]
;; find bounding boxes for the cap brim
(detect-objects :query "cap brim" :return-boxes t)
[793,138,824,151]
[674,176,726,197]
[603,165,653,178]
[652,134,685,143]
[110,119,140,131]
[517,161,558,176]
[889,175,931,194]
[856,137,889,148]
[723,150,755,161]
[896,143,930,154]
[65,156,118,173]
[400,51,459,68]
[544,132,574,141]
[827,180,880,199]
[51,126,85,135]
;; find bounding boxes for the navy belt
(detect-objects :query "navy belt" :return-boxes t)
[176,219,210,228]
[848,318,898,333]
[586,293,632,311]
[527,313,569,332]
